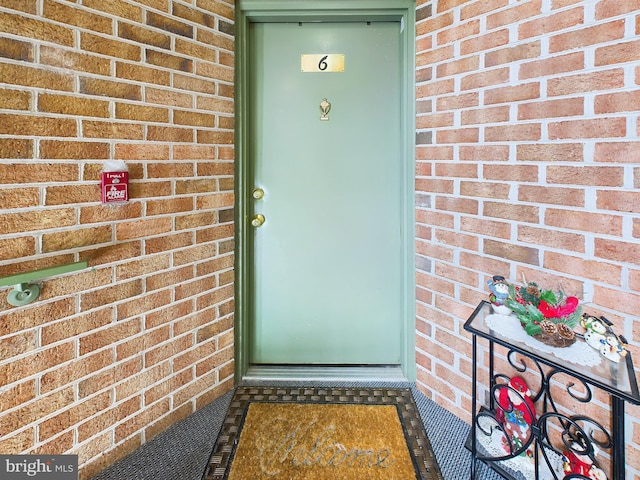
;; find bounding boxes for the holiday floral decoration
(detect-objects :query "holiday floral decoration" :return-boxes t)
[504,280,582,347]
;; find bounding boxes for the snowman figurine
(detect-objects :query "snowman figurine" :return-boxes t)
[581,315,607,350]
[488,275,512,315]
[582,315,627,363]
[599,334,626,363]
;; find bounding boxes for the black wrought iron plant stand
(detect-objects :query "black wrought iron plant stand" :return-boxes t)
[465,301,640,480]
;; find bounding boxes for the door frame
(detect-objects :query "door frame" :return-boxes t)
[234,0,417,381]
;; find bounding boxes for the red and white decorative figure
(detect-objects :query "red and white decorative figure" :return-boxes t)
[496,376,537,462]
[562,440,607,480]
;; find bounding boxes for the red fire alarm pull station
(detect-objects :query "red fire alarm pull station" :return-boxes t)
[101,171,129,204]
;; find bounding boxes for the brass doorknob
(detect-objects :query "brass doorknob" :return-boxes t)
[251,214,265,227]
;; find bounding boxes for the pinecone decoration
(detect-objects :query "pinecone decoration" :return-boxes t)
[540,320,557,336]
[556,323,575,341]
[519,282,542,305]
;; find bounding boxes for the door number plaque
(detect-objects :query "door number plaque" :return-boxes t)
[301,54,344,73]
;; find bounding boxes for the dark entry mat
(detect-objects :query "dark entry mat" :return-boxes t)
[201,386,443,480]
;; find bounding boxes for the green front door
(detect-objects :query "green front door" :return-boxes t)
[248,21,403,365]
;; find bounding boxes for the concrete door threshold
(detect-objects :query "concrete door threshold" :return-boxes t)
[243,365,407,382]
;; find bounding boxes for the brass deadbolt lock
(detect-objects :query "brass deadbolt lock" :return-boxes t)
[252,188,264,200]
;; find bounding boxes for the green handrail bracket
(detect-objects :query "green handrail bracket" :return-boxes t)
[0,260,88,307]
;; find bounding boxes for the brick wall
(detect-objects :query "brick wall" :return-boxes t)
[415,0,640,477]
[3,0,640,478]
[0,1,235,478]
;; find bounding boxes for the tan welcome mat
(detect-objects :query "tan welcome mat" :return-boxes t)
[201,386,443,480]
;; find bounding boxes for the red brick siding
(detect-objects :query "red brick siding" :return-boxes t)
[0,1,234,478]
[416,0,640,477]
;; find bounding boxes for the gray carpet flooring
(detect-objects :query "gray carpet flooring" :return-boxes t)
[90,381,502,480]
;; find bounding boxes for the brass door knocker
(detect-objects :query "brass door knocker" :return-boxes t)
[320,98,331,121]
